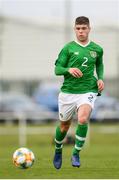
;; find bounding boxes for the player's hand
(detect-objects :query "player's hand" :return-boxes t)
[68,68,83,78]
[97,79,104,92]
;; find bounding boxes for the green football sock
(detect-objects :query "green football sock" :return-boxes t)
[72,123,88,155]
[55,126,67,153]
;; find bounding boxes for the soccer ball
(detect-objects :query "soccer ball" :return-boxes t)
[13,147,35,169]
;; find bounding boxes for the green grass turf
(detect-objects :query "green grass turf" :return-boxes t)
[0,123,119,179]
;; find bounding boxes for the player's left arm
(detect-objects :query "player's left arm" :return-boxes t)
[96,48,104,92]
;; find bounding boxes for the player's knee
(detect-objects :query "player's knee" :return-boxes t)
[60,121,71,132]
[78,116,88,124]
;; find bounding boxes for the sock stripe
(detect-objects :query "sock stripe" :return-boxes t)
[55,138,63,144]
[55,145,63,149]
[75,135,86,141]
[75,145,82,151]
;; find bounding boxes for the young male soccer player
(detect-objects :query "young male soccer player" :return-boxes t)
[53,16,104,169]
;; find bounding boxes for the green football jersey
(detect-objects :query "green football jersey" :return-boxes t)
[55,41,104,94]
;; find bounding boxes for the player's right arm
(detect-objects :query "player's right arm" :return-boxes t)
[55,45,83,78]
[54,46,69,76]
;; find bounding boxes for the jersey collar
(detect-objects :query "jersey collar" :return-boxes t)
[74,40,91,47]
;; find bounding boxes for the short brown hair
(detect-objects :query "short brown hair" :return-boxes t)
[75,16,90,26]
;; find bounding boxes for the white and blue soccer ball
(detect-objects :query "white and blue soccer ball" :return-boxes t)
[13,147,35,169]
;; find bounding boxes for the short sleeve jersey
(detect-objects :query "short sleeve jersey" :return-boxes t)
[55,41,104,94]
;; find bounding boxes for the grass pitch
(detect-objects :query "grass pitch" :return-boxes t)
[0,123,119,179]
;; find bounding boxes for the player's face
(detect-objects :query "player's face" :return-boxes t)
[74,24,90,43]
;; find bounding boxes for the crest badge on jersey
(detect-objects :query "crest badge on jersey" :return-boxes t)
[90,51,97,58]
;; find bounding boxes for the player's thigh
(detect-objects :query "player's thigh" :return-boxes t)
[58,92,76,121]
[76,92,97,123]
[77,104,92,124]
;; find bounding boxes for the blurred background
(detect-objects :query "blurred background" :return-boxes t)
[0,0,119,145]
[1,1,119,178]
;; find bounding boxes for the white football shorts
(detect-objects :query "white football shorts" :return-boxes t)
[58,92,97,121]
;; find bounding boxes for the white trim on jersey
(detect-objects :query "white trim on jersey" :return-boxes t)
[75,40,91,47]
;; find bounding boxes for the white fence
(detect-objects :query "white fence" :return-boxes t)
[0,112,27,146]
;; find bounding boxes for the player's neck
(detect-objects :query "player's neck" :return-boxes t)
[75,39,90,47]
